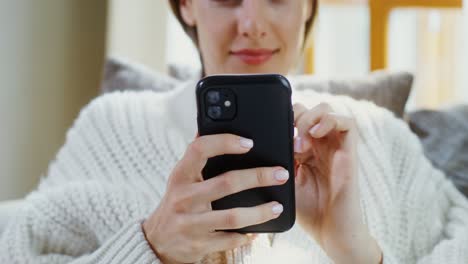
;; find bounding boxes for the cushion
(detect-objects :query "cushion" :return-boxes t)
[407,104,468,196]
[168,63,201,82]
[101,57,413,119]
[289,71,413,118]
[101,57,180,93]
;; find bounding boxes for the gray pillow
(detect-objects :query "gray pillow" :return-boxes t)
[168,63,201,82]
[101,57,179,94]
[101,58,414,119]
[407,105,468,196]
[289,71,414,118]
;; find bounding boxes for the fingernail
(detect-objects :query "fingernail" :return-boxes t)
[272,203,283,215]
[239,137,254,148]
[294,137,303,153]
[274,169,289,181]
[309,124,320,135]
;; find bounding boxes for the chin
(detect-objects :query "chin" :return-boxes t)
[206,60,288,75]
[228,65,286,75]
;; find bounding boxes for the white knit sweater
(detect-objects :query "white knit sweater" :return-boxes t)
[1,79,468,264]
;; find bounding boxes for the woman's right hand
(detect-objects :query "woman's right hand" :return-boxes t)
[142,133,289,264]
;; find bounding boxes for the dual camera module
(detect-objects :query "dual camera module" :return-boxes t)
[205,88,237,121]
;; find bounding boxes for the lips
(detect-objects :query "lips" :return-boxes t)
[230,48,279,65]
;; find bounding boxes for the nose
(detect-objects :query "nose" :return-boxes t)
[237,0,267,40]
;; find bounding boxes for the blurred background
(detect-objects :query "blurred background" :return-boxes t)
[1,0,467,201]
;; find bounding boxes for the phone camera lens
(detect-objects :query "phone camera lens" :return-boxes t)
[206,90,220,104]
[207,106,222,119]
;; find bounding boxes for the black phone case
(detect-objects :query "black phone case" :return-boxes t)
[195,74,295,233]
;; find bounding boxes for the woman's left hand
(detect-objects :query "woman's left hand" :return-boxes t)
[293,102,382,264]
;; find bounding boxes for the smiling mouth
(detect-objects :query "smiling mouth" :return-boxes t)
[230,48,280,65]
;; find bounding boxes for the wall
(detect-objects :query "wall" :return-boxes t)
[107,0,168,73]
[0,1,107,200]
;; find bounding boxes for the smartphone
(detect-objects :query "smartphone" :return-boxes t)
[195,74,295,233]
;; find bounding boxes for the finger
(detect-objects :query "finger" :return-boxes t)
[294,135,312,154]
[293,103,332,153]
[309,113,353,138]
[175,134,254,182]
[295,113,355,153]
[193,166,289,202]
[295,103,333,138]
[208,232,257,253]
[292,103,312,153]
[292,103,308,124]
[195,201,283,230]
[310,113,357,153]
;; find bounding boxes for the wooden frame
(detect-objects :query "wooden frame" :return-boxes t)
[304,0,463,73]
[369,0,462,70]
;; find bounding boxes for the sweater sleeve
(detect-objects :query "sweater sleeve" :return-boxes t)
[0,91,179,263]
[0,182,161,264]
[386,113,468,263]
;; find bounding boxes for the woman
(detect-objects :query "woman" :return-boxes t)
[1,0,467,263]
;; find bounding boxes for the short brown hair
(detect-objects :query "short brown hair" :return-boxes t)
[168,0,318,74]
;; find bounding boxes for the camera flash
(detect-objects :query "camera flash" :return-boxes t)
[224,100,231,107]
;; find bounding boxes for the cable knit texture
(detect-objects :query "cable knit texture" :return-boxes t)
[1,79,468,264]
